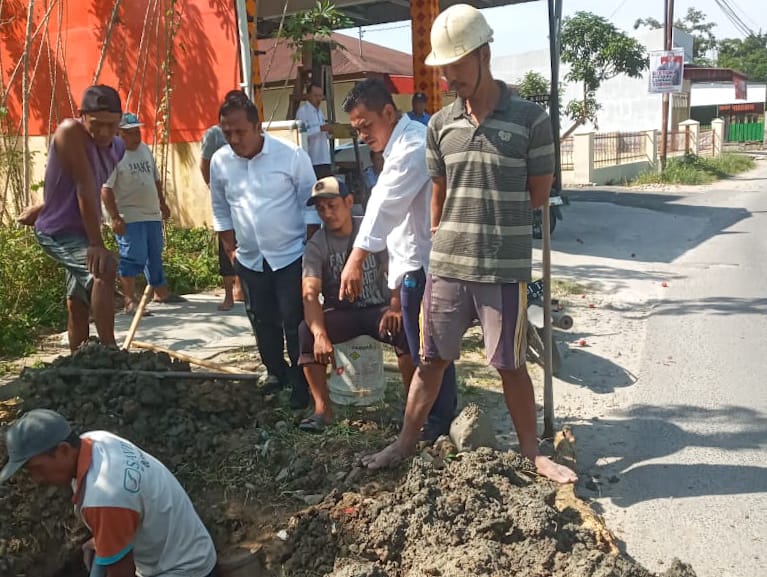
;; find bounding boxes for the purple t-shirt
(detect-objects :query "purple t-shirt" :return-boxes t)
[35,122,125,237]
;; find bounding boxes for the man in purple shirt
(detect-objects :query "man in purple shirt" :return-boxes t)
[20,85,124,351]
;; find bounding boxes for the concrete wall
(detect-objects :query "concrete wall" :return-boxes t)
[592,161,652,186]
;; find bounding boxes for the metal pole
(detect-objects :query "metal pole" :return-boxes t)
[235,0,253,100]
[542,0,563,440]
[659,0,674,171]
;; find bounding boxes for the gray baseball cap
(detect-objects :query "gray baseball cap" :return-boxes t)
[0,409,72,483]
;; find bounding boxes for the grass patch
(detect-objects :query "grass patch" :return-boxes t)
[632,153,755,186]
[552,278,587,298]
[0,223,220,358]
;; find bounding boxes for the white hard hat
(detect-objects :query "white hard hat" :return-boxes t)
[425,4,494,67]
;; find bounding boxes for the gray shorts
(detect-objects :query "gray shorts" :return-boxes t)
[35,230,93,304]
[422,275,528,370]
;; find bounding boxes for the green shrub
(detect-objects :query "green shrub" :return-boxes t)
[0,227,67,356]
[632,153,755,185]
[0,223,220,357]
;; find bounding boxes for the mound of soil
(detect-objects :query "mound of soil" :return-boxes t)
[2,345,698,577]
[275,449,697,577]
[0,344,352,577]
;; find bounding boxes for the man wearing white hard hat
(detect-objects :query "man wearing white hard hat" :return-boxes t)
[362,4,577,483]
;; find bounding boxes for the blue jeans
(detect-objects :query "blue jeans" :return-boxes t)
[116,220,166,287]
[401,268,457,435]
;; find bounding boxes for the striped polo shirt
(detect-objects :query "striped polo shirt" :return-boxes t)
[426,81,555,283]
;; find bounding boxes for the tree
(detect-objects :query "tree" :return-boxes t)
[717,33,767,82]
[516,71,551,99]
[560,12,647,136]
[634,8,717,64]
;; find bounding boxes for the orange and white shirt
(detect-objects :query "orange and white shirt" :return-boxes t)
[72,431,217,577]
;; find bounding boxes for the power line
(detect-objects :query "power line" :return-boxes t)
[726,0,759,32]
[609,0,630,19]
[714,0,754,37]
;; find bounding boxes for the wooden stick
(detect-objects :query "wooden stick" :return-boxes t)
[130,341,256,375]
[122,284,153,350]
[28,368,259,381]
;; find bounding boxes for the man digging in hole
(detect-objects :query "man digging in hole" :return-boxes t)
[298,176,414,432]
[1,409,218,577]
[361,4,577,483]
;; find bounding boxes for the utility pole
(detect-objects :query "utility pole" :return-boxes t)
[659,0,675,171]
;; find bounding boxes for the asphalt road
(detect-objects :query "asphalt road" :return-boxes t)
[561,165,767,577]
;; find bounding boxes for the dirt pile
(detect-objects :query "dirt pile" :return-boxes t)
[2,344,699,577]
[0,344,279,577]
[276,449,697,577]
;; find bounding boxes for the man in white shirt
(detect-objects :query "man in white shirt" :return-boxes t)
[338,78,457,442]
[210,90,321,409]
[1,409,217,577]
[295,83,333,178]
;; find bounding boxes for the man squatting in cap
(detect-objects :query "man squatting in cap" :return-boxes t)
[17,85,126,351]
[1,409,218,577]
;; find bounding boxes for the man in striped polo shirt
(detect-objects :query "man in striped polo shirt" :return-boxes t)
[363,4,577,483]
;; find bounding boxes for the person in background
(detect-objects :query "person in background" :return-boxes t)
[101,113,184,313]
[23,85,124,351]
[1,409,217,577]
[363,150,385,190]
[299,176,414,432]
[200,123,244,311]
[406,92,431,126]
[295,82,333,179]
[361,5,577,483]
[210,90,321,409]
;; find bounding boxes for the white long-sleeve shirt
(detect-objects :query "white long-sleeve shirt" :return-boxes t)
[295,101,331,166]
[354,115,432,289]
[209,133,320,272]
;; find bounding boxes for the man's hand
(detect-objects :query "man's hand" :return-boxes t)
[82,538,95,570]
[87,246,116,278]
[379,307,403,338]
[313,332,335,365]
[16,203,44,226]
[110,216,126,236]
[339,250,366,303]
[320,124,332,133]
[160,201,170,220]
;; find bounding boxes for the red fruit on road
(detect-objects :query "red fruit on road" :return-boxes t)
[578,339,587,347]
[589,303,595,309]
[661,281,668,288]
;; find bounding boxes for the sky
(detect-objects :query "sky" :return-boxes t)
[337,0,766,58]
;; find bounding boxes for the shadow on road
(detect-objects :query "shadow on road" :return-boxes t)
[544,191,752,264]
[650,297,767,317]
[567,404,767,508]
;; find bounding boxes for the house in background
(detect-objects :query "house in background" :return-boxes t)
[257,33,449,125]
[690,82,766,143]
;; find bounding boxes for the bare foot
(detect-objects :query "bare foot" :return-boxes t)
[217,297,234,311]
[535,455,578,483]
[362,440,415,470]
[233,290,245,302]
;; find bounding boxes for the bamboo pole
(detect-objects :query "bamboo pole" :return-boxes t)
[21,0,35,205]
[130,341,257,375]
[29,368,260,381]
[92,0,122,85]
[121,284,153,350]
